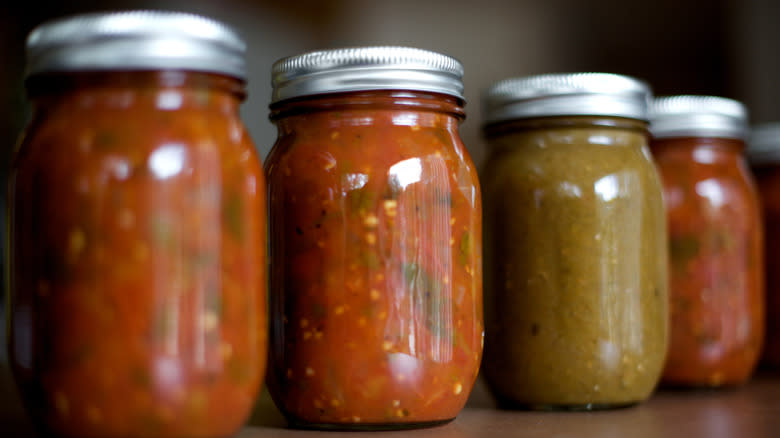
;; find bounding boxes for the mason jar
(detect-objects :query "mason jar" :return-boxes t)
[650,96,763,387]
[265,47,483,429]
[481,73,668,410]
[8,11,267,438]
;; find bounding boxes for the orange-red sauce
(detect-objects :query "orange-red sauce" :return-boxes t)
[8,72,267,437]
[652,137,763,387]
[265,91,483,428]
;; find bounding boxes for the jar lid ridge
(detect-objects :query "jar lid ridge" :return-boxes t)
[482,73,652,123]
[26,10,246,80]
[650,95,748,140]
[271,46,464,103]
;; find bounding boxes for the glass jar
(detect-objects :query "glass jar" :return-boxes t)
[480,73,668,410]
[8,12,267,438]
[265,47,483,430]
[747,123,780,368]
[650,96,763,387]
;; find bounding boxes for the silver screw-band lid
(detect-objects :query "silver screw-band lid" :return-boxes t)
[650,95,748,140]
[482,73,651,124]
[271,46,464,103]
[26,10,247,80]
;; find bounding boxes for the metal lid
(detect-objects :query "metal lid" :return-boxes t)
[747,123,780,165]
[650,95,748,140]
[26,10,247,80]
[482,73,651,124]
[271,46,464,103]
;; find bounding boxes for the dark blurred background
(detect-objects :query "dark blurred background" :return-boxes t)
[1,0,779,428]
[4,0,780,168]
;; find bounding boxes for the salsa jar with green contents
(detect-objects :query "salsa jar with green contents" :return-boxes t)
[265,47,483,430]
[8,12,267,438]
[481,73,668,410]
[650,96,763,387]
[746,123,780,368]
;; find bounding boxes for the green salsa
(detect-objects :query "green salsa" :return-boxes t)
[481,117,668,409]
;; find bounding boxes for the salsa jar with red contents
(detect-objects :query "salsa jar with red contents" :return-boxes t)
[8,12,267,438]
[265,47,483,430]
[650,96,764,387]
[747,123,780,368]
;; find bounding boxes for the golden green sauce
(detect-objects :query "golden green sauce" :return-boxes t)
[481,117,668,409]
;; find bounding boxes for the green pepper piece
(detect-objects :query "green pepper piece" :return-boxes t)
[223,194,244,240]
[94,130,118,149]
[403,263,450,339]
[150,216,176,248]
[347,187,374,213]
[459,231,472,266]
[670,234,700,268]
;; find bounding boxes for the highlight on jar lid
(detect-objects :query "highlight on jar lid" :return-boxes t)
[482,72,652,125]
[747,123,780,165]
[649,95,748,140]
[25,10,247,80]
[270,46,464,103]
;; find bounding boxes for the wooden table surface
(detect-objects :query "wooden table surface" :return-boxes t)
[3,367,780,437]
[0,360,780,438]
[239,375,779,438]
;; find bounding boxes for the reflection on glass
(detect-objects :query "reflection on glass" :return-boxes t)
[695,178,726,208]
[693,146,718,164]
[342,172,369,191]
[392,113,419,126]
[156,90,183,110]
[558,181,583,198]
[588,134,614,145]
[389,158,422,189]
[148,143,186,179]
[595,174,620,201]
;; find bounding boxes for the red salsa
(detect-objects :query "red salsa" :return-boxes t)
[652,135,763,386]
[265,81,482,427]
[8,13,266,437]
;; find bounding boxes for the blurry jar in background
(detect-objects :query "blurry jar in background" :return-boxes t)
[747,123,780,368]
[8,12,267,438]
[264,47,483,429]
[480,73,668,410]
[650,96,763,387]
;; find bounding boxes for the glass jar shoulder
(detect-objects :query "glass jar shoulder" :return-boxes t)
[482,126,656,202]
[19,85,259,180]
[267,110,478,202]
[655,145,759,227]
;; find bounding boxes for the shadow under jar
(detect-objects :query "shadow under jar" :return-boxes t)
[8,12,267,438]
[649,96,764,388]
[748,123,780,369]
[480,73,669,410]
[265,47,483,430]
